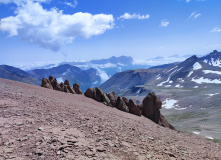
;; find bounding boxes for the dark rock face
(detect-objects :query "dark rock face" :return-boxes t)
[116,97,129,113]
[142,92,174,130]
[142,92,161,119]
[122,97,129,106]
[84,88,95,99]
[73,83,83,94]
[67,85,76,94]
[41,78,53,89]
[106,92,117,107]
[128,99,141,116]
[84,87,111,106]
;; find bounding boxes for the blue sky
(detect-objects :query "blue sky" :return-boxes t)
[0,0,221,68]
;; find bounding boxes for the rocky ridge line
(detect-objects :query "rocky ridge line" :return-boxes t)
[41,76,174,130]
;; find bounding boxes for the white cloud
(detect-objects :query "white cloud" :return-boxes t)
[186,0,190,3]
[0,1,114,51]
[0,0,49,5]
[187,11,201,20]
[210,27,221,32]
[118,13,150,20]
[96,68,110,83]
[160,19,169,27]
[65,0,78,8]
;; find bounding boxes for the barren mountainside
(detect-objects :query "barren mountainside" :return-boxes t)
[0,78,220,159]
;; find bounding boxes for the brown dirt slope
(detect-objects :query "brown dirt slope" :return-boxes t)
[0,78,220,160]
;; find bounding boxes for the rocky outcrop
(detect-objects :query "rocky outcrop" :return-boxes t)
[128,99,141,116]
[106,92,117,107]
[73,83,83,94]
[116,97,129,113]
[41,78,53,89]
[84,87,111,106]
[41,76,174,130]
[142,92,174,130]
[41,76,84,95]
[122,97,129,106]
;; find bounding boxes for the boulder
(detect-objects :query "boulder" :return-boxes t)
[67,85,76,94]
[128,99,141,116]
[41,78,53,89]
[84,87,111,106]
[106,92,117,107]
[49,76,53,82]
[51,78,61,91]
[60,82,65,92]
[73,83,83,94]
[64,80,70,86]
[64,85,70,93]
[116,97,129,113]
[142,92,161,119]
[84,88,95,99]
[142,92,174,129]
[122,97,129,106]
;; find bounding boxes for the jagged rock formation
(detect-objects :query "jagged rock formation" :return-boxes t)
[85,87,174,130]
[41,76,82,95]
[106,92,117,107]
[84,87,111,106]
[128,99,142,116]
[142,92,175,130]
[73,83,83,94]
[41,76,173,129]
[115,96,129,113]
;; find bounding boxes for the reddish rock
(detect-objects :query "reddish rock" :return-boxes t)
[84,87,111,106]
[51,78,61,91]
[116,97,129,113]
[73,83,83,94]
[64,80,70,86]
[49,76,53,82]
[122,97,129,106]
[128,99,141,116]
[84,88,95,99]
[106,92,117,107]
[142,92,174,129]
[67,85,76,94]
[41,78,53,89]
[142,92,161,119]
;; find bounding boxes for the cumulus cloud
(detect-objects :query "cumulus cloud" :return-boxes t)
[118,13,150,20]
[0,0,114,51]
[210,27,221,32]
[187,12,201,20]
[160,19,169,27]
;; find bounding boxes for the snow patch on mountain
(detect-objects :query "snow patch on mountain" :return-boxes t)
[205,93,219,97]
[192,77,221,84]
[162,98,178,109]
[193,62,202,70]
[187,71,194,77]
[203,70,221,75]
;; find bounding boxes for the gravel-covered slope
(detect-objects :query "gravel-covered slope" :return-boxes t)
[0,78,220,160]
